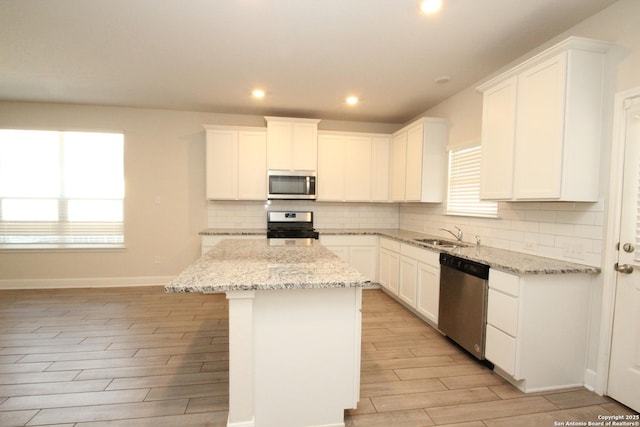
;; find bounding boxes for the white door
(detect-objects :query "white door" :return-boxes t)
[608,97,640,412]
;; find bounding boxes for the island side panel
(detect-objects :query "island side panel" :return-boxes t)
[253,287,362,427]
[226,290,256,427]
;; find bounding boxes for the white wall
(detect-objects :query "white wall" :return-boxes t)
[0,102,397,287]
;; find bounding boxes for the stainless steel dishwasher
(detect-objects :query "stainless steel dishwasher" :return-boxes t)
[438,253,490,360]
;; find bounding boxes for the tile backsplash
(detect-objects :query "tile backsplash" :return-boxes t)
[400,200,604,267]
[208,200,604,267]
[207,201,400,230]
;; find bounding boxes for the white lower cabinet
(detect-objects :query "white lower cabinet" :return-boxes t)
[399,243,440,326]
[399,255,418,307]
[319,235,378,282]
[378,238,400,295]
[415,253,440,325]
[485,268,593,392]
[379,240,440,327]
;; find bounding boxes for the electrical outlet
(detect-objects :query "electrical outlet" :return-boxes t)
[562,242,585,260]
[154,256,161,264]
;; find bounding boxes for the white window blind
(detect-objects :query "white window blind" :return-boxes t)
[447,145,498,218]
[0,130,125,248]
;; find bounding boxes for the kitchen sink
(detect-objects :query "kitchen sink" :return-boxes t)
[414,238,467,248]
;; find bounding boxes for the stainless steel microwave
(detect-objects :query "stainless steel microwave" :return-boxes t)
[268,170,317,200]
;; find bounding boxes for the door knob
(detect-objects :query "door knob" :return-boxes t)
[614,263,634,274]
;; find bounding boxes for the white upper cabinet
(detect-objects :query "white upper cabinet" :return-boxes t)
[317,134,347,201]
[265,117,320,171]
[371,136,391,202]
[391,117,449,203]
[478,37,609,201]
[205,126,267,200]
[317,132,391,202]
[391,131,407,201]
[479,77,517,200]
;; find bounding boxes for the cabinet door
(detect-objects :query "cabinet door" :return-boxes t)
[266,121,292,170]
[416,261,440,325]
[292,122,318,171]
[419,120,448,203]
[391,132,407,201]
[379,248,399,295]
[206,130,238,199]
[513,54,566,199]
[480,77,517,200]
[317,134,346,200]
[486,324,517,376]
[237,131,267,200]
[325,245,349,263]
[350,246,377,282]
[399,256,418,307]
[371,136,391,202]
[345,136,372,201]
[405,124,423,201]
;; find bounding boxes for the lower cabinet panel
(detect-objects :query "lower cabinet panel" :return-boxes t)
[485,324,517,377]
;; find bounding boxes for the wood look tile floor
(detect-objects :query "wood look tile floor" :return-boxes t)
[0,287,636,426]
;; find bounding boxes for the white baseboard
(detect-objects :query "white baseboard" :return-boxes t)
[584,368,598,393]
[0,276,175,289]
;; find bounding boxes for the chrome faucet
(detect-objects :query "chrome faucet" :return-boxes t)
[440,226,463,242]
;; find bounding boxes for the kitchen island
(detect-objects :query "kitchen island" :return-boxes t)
[166,239,370,427]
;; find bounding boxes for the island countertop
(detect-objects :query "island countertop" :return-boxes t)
[165,239,370,293]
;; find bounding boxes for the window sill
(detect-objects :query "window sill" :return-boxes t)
[0,244,127,252]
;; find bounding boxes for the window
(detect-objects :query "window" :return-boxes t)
[446,144,498,218]
[0,130,125,248]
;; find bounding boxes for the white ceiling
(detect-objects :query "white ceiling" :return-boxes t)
[0,0,618,124]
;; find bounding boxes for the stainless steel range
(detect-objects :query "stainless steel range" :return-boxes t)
[266,211,319,245]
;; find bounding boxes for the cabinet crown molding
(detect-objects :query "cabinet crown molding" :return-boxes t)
[477,36,611,92]
[393,116,449,136]
[264,116,321,124]
[203,124,266,131]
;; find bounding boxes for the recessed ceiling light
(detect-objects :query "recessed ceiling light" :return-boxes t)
[346,96,359,105]
[434,75,451,84]
[252,89,265,99]
[420,0,442,14]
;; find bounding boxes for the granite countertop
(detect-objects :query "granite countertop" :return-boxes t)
[165,239,370,293]
[200,228,266,236]
[199,228,601,275]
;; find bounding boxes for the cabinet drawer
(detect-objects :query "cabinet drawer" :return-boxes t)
[489,269,520,296]
[486,324,517,377]
[487,289,518,337]
[320,235,377,246]
[401,243,439,265]
[379,237,400,252]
